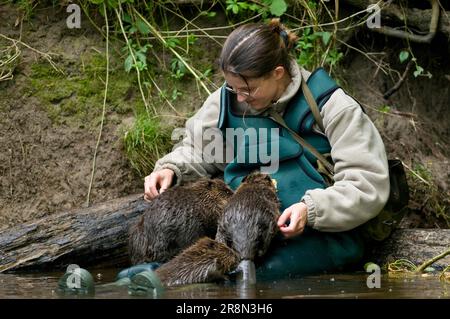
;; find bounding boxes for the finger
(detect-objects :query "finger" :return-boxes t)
[159,175,173,194]
[144,175,153,199]
[280,209,301,235]
[149,174,160,198]
[277,208,292,227]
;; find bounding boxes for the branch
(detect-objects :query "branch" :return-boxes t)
[373,0,440,43]
[342,0,450,39]
[383,59,413,99]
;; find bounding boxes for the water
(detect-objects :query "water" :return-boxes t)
[0,269,448,299]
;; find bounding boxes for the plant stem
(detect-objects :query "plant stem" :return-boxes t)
[114,6,155,115]
[86,3,110,208]
[416,248,450,273]
[133,8,211,95]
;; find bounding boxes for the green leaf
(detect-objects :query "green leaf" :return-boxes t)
[136,19,151,35]
[270,0,287,16]
[364,262,379,271]
[122,13,132,24]
[379,105,391,113]
[424,267,436,273]
[399,51,409,64]
[414,65,424,77]
[135,52,147,64]
[124,55,133,73]
[106,0,118,9]
[89,0,104,4]
[128,26,137,34]
[316,31,332,46]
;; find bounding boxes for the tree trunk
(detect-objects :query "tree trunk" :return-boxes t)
[0,194,449,272]
[337,0,450,38]
[0,194,146,273]
[368,228,450,269]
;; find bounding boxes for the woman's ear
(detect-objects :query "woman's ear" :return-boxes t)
[273,66,286,80]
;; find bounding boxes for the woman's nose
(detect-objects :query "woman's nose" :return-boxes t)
[237,94,249,103]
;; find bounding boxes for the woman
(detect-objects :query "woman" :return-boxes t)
[144,20,390,278]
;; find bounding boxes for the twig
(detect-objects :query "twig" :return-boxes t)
[146,73,182,117]
[115,6,155,115]
[360,102,417,119]
[383,60,413,99]
[133,8,211,95]
[86,3,110,208]
[390,110,418,118]
[416,248,450,273]
[156,2,223,46]
[0,33,63,75]
[401,161,431,186]
[337,39,389,75]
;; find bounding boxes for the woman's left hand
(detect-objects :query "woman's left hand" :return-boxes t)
[277,202,308,238]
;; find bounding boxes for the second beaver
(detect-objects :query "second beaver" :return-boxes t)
[128,178,234,265]
[216,172,280,263]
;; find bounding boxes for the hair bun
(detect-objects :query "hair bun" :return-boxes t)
[268,18,282,34]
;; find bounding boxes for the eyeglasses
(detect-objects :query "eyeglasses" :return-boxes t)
[225,84,260,99]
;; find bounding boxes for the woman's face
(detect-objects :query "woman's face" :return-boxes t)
[223,68,285,110]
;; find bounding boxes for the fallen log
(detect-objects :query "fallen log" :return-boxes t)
[0,194,449,272]
[0,194,146,273]
[368,228,450,270]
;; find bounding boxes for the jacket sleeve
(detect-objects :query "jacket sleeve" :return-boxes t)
[302,89,390,232]
[153,88,226,185]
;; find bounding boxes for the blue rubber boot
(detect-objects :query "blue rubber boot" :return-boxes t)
[128,270,164,296]
[116,262,161,281]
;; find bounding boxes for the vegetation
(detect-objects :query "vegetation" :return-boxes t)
[1,0,448,224]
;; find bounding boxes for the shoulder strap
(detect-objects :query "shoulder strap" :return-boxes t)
[268,109,334,175]
[301,76,325,132]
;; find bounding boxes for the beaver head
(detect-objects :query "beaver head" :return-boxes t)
[217,172,280,262]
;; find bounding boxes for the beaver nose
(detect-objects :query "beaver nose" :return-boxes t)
[236,260,256,286]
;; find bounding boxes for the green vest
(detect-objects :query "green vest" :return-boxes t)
[218,68,339,211]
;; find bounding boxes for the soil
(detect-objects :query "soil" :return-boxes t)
[0,4,145,230]
[0,4,448,231]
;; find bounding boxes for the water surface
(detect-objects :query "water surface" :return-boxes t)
[0,268,448,299]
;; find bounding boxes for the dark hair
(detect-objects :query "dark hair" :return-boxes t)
[219,19,298,80]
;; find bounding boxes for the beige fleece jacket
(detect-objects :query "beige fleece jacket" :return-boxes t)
[153,62,390,232]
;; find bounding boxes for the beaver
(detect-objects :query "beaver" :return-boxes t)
[128,178,234,265]
[138,172,280,287]
[216,172,280,263]
[154,237,239,286]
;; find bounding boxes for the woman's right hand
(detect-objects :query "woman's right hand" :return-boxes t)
[144,168,175,201]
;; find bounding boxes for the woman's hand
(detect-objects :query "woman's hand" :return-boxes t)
[144,169,175,201]
[277,202,308,238]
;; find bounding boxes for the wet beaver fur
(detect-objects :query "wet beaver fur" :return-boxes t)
[148,172,280,286]
[216,172,280,261]
[154,237,239,286]
[128,178,234,264]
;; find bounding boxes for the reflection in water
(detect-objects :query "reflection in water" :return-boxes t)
[0,269,448,299]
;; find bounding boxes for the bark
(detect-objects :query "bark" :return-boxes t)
[342,0,450,38]
[0,194,146,273]
[368,228,450,269]
[0,194,448,272]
